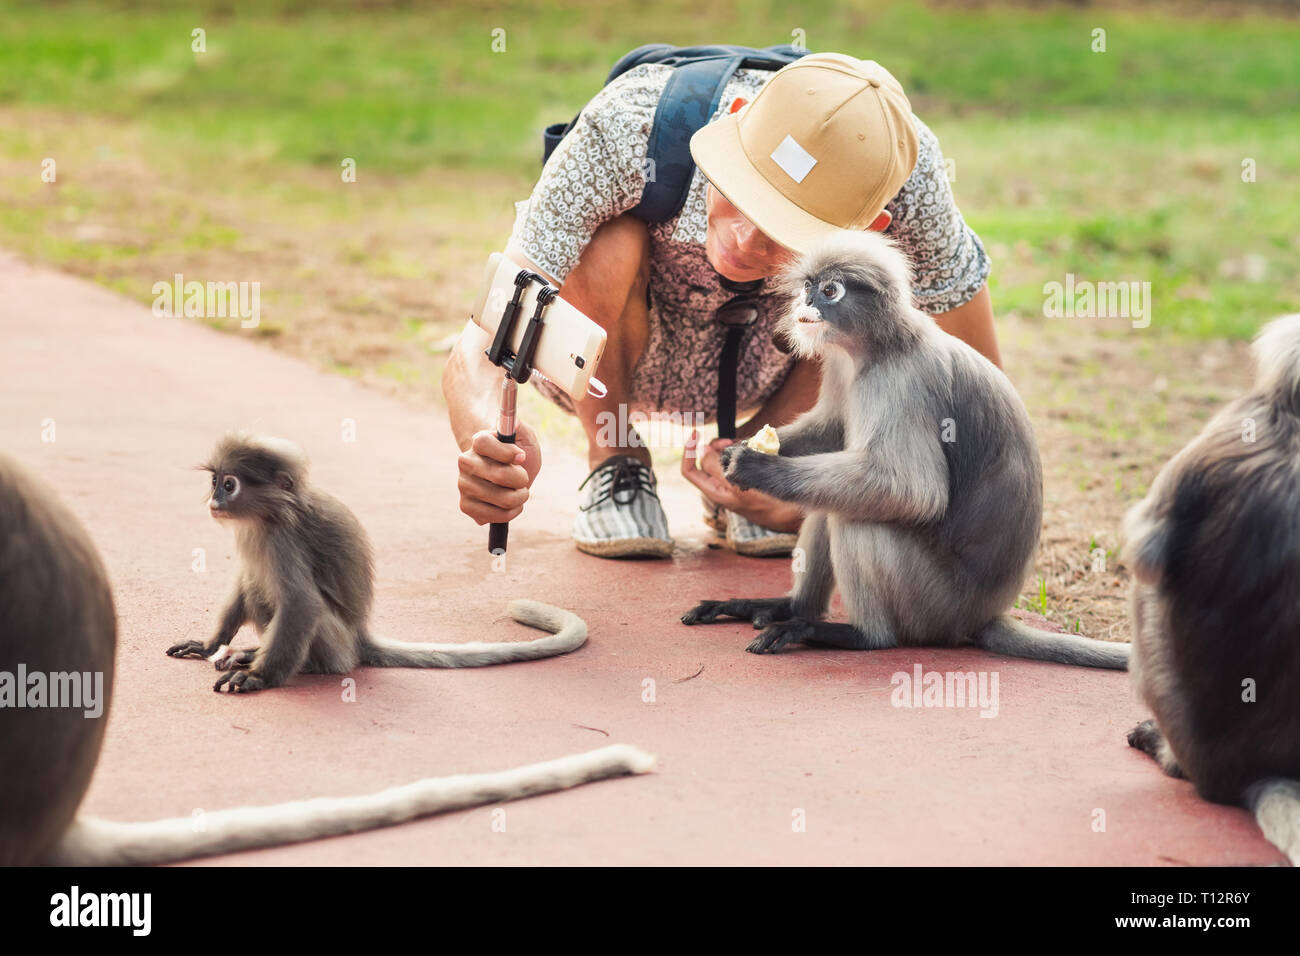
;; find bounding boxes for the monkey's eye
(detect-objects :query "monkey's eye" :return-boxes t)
[222,475,240,498]
[803,279,813,299]
[820,280,845,304]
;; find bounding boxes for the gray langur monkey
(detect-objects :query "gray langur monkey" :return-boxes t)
[1123,313,1300,865]
[683,229,1128,670]
[167,434,587,693]
[0,451,652,866]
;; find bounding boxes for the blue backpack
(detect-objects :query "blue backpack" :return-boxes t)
[542,43,810,223]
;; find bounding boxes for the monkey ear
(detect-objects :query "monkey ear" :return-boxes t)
[275,471,295,492]
[1124,513,1169,586]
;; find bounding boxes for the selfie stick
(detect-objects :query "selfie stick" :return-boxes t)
[484,269,557,555]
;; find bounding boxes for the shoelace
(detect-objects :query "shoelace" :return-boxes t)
[578,456,660,510]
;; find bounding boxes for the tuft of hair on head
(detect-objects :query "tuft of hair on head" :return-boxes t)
[203,432,310,492]
[774,228,915,309]
[1252,314,1300,412]
[769,227,915,329]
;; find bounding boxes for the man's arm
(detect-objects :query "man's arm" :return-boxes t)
[932,283,1001,369]
[446,68,656,525]
[884,115,996,364]
[443,323,539,526]
[442,245,559,526]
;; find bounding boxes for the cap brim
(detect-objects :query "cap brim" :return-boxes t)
[689,111,845,258]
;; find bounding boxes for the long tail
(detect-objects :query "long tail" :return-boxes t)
[1247,778,1300,865]
[360,599,587,668]
[976,614,1130,670]
[47,744,654,866]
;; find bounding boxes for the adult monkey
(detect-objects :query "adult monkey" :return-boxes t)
[444,52,999,558]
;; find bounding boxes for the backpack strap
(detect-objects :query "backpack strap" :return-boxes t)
[636,55,745,222]
[542,44,809,222]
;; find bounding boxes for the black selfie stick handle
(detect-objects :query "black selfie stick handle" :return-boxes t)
[488,374,518,555]
[487,439,513,556]
[488,515,510,555]
[485,274,553,556]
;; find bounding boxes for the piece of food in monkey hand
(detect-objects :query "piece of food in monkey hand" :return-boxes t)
[745,424,781,455]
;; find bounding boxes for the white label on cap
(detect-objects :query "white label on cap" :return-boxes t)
[770,134,817,184]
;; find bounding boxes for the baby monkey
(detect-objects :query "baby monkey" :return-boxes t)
[167,434,586,692]
[684,229,1127,669]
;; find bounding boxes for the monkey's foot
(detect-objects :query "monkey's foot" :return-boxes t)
[213,670,267,693]
[208,645,256,671]
[166,640,214,659]
[1127,719,1162,755]
[747,618,816,654]
[681,597,793,627]
[1127,719,1185,778]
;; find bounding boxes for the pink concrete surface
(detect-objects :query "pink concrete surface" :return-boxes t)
[0,252,1283,866]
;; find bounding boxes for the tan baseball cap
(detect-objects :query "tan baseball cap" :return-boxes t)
[689,53,919,256]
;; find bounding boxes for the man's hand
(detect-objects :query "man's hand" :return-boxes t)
[457,422,542,525]
[680,430,803,534]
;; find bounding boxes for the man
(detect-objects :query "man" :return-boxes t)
[444,52,997,558]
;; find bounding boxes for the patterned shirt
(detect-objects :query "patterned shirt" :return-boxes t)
[508,62,991,418]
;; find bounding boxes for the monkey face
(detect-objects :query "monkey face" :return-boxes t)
[202,435,306,524]
[206,463,297,522]
[782,274,853,356]
[775,230,915,359]
[207,470,245,520]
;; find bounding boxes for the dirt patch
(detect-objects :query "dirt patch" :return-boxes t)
[999,312,1251,640]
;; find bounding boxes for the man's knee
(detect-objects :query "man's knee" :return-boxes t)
[562,213,650,327]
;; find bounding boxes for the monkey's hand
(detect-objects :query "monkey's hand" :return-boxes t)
[213,670,267,693]
[682,597,793,627]
[747,618,816,654]
[166,640,217,660]
[719,443,777,494]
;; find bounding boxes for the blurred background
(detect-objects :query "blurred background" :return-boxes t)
[2,0,1297,636]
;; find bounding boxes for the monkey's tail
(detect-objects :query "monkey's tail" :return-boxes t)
[359,599,587,668]
[1247,778,1300,865]
[975,614,1130,670]
[47,744,655,866]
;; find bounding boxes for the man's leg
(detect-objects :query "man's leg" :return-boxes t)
[555,213,653,470]
[555,214,673,557]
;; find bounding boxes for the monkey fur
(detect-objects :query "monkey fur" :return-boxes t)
[1123,313,1300,864]
[167,434,588,692]
[683,229,1128,670]
[0,451,652,865]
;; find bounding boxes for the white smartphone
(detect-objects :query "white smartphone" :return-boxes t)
[469,251,607,401]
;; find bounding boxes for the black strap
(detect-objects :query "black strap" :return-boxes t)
[716,325,746,440]
[714,274,763,440]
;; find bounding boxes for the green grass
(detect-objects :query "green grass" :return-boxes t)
[3,0,1297,171]
[0,0,1297,339]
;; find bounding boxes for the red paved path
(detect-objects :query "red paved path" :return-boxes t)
[0,253,1280,865]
